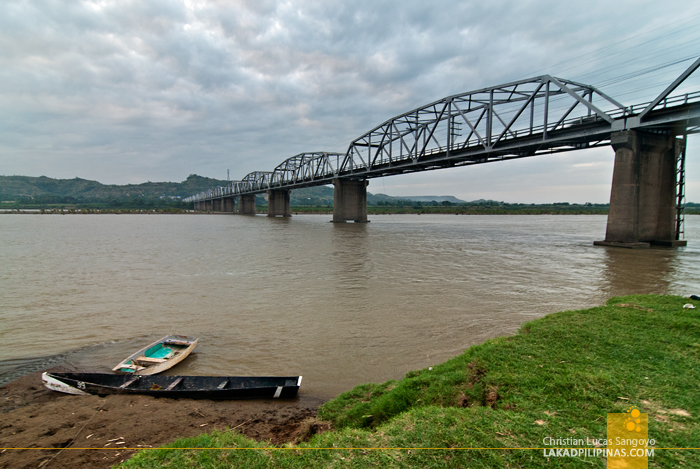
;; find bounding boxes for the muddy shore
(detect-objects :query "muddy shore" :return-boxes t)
[0,367,326,469]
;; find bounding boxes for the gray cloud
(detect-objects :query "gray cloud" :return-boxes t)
[1,0,699,202]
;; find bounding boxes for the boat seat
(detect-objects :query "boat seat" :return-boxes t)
[165,377,184,391]
[134,356,167,366]
[164,340,192,346]
[120,377,140,388]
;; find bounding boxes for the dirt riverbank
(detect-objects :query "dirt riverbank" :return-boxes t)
[0,367,325,469]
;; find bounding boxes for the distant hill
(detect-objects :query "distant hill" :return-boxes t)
[0,174,228,201]
[290,185,334,205]
[370,193,468,204]
[11,175,689,212]
[291,188,475,206]
[0,176,473,207]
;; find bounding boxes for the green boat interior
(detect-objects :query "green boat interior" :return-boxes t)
[119,341,190,372]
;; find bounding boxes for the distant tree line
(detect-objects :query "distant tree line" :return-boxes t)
[372,200,610,210]
[376,200,479,207]
[2,195,188,210]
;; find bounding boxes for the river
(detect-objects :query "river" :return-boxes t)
[1,214,699,398]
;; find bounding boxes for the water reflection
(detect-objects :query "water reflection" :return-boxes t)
[600,247,678,297]
[331,222,372,287]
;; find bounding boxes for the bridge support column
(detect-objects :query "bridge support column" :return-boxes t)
[333,179,369,223]
[223,197,235,213]
[212,199,222,212]
[205,200,213,211]
[267,189,291,217]
[595,130,686,248]
[239,194,256,215]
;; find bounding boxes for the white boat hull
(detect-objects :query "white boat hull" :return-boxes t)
[42,372,89,395]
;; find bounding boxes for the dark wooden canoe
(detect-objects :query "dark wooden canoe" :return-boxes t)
[42,372,302,399]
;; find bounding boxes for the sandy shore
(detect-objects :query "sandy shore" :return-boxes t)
[0,367,326,469]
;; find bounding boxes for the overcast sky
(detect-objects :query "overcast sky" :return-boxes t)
[2,0,700,203]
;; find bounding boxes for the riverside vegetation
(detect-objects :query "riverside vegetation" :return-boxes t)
[120,295,700,468]
[2,203,616,215]
[3,174,699,214]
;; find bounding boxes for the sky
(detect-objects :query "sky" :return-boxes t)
[1,0,700,203]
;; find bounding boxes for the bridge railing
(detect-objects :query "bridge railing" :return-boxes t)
[621,90,700,116]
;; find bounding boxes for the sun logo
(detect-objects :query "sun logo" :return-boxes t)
[625,406,643,432]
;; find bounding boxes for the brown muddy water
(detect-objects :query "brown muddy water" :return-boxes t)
[1,214,699,398]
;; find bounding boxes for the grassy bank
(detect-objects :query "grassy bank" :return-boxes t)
[121,295,700,468]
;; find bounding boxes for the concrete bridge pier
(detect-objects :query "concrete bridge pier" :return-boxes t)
[595,130,686,248]
[205,200,213,211]
[333,178,369,223]
[223,197,235,213]
[268,189,291,217]
[212,199,222,212]
[239,194,256,215]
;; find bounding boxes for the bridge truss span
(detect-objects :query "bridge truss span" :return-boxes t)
[341,75,626,177]
[271,152,345,187]
[185,63,700,204]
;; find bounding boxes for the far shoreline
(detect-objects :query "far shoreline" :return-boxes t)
[1,208,614,216]
[4,207,699,217]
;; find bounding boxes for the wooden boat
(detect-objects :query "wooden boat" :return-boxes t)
[42,372,302,399]
[112,335,198,375]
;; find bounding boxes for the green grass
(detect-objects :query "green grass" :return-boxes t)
[120,295,700,468]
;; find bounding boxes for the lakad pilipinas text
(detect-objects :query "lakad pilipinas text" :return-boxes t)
[542,406,654,467]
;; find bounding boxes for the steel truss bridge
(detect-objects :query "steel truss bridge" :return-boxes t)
[185,61,700,204]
